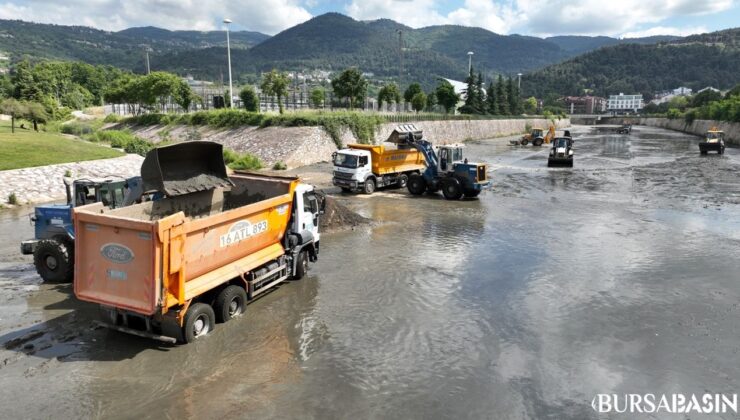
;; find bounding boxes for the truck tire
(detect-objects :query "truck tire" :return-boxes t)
[182,303,215,343]
[364,178,376,194]
[407,174,426,195]
[397,174,409,189]
[292,251,308,280]
[33,239,73,283]
[442,178,463,200]
[214,285,247,323]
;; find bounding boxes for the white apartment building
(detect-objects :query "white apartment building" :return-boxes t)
[607,93,644,113]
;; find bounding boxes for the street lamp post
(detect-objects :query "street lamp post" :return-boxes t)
[224,18,234,109]
[467,51,474,74]
[517,73,522,89]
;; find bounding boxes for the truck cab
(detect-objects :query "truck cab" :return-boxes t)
[699,129,725,155]
[21,177,143,283]
[332,149,373,193]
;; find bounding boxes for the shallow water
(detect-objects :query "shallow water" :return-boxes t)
[1,126,740,419]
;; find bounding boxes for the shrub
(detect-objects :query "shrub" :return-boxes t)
[223,149,262,170]
[666,109,682,120]
[64,169,73,177]
[123,138,155,156]
[7,193,18,205]
[103,114,121,123]
[272,161,287,170]
[61,121,94,136]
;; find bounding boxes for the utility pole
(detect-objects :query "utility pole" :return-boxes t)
[467,51,474,74]
[144,49,151,74]
[517,73,522,89]
[224,18,234,109]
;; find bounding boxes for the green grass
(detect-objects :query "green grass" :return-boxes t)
[0,121,124,170]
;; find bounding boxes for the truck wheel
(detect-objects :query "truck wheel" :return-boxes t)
[397,174,409,189]
[182,303,215,343]
[293,251,308,280]
[407,174,426,195]
[442,178,463,200]
[364,178,376,194]
[214,285,247,323]
[33,239,73,283]
[700,150,708,155]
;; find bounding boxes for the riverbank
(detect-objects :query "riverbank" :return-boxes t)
[639,118,739,144]
[123,117,571,169]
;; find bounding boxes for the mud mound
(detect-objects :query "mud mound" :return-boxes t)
[321,196,370,232]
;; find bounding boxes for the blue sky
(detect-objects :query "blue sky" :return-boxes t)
[0,0,737,37]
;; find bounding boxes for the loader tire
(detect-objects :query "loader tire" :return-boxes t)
[463,189,481,198]
[214,285,247,323]
[442,178,463,200]
[182,303,215,343]
[521,138,529,146]
[34,239,73,283]
[407,174,426,195]
[533,138,543,147]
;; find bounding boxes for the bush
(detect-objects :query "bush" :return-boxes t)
[272,161,287,170]
[7,193,18,205]
[667,109,682,120]
[61,121,95,136]
[123,138,155,156]
[223,149,262,170]
[103,113,121,123]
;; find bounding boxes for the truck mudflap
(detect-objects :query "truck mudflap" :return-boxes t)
[141,141,233,196]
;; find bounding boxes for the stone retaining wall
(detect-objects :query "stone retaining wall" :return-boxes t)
[638,118,740,145]
[0,155,144,205]
[128,117,570,169]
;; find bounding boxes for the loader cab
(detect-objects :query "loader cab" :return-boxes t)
[67,178,131,209]
[437,145,464,173]
[531,128,544,138]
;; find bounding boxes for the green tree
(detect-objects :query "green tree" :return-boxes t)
[260,70,290,114]
[309,87,325,108]
[690,90,722,107]
[507,77,520,114]
[425,91,437,111]
[240,85,260,111]
[0,98,27,133]
[331,68,367,110]
[523,96,537,114]
[378,83,401,109]
[23,101,49,131]
[403,83,422,104]
[486,82,498,115]
[459,68,485,114]
[495,75,508,115]
[11,60,40,101]
[725,84,740,99]
[411,92,427,113]
[435,80,459,114]
[173,78,195,111]
[667,95,688,111]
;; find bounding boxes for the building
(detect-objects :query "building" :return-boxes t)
[607,93,643,114]
[672,87,692,96]
[563,96,606,114]
[697,86,720,94]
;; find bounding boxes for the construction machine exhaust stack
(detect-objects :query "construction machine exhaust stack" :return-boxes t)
[141,141,233,197]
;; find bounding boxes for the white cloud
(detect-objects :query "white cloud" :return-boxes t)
[345,0,734,36]
[620,25,709,38]
[0,0,312,34]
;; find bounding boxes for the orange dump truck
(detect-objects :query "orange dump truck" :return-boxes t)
[73,142,324,343]
[332,130,426,194]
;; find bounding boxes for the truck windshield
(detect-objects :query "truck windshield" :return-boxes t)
[334,153,358,168]
[554,139,569,148]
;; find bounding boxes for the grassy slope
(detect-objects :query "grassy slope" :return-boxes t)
[0,121,124,170]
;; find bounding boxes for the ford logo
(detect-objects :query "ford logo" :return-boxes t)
[100,243,134,264]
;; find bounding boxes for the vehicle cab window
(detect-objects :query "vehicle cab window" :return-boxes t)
[359,156,368,167]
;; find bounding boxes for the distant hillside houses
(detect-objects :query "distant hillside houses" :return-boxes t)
[607,93,643,114]
[651,86,693,105]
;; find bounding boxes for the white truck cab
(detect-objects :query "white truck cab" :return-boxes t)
[293,183,322,247]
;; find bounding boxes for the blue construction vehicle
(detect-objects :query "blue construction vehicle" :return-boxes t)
[20,176,144,282]
[387,125,490,199]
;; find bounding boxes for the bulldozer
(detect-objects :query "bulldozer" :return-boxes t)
[511,126,555,146]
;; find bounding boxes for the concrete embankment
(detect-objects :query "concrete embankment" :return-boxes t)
[638,118,740,145]
[0,155,144,205]
[127,117,571,169]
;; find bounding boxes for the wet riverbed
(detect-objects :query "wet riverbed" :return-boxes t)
[1,126,740,419]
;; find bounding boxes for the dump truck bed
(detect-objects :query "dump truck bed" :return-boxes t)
[74,173,299,316]
[348,143,425,176]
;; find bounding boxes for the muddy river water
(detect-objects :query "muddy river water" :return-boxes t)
[1,125,740,419]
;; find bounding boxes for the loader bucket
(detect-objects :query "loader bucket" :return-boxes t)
[141,141,233,196]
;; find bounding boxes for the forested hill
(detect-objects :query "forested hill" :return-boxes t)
[522,29,740,99]
[0,19,268,71]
